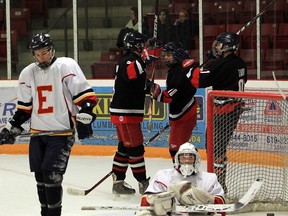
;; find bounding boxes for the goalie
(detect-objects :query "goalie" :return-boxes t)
[135,142,225,216]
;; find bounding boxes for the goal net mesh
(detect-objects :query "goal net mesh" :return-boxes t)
[206,90,288,212]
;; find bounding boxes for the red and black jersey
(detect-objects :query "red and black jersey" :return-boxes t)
[156,59,198,121]
[199,53,247,113]
[109,51,147,124]
[199,54,247,91]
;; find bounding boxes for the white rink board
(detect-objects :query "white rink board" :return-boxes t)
[0,155,287,216]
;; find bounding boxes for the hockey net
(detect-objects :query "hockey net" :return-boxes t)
[206,90,288,212]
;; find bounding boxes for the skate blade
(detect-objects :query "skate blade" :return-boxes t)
[112,193,135,200]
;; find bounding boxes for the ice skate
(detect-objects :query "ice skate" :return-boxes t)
[138,177,150,194]
[112,180,136,196]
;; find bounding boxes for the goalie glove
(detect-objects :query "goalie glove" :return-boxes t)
[0,122,24,145]
[76,100,96,140]
[169,181,214,205]
[146,191,175,216]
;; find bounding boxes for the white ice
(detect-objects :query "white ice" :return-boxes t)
[0,154,287,216]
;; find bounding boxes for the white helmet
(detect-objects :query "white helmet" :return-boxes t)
[175,142,200,178]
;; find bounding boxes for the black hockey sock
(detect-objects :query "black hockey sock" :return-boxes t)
[43,171,63,216]
[112,151,129,180]
[35,172,48,216]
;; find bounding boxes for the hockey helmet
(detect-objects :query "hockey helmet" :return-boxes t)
[212,32,239,57]
[162,42,190,67]
[175,142,200,178]
[30,33,55,69]
[123,31,147,52]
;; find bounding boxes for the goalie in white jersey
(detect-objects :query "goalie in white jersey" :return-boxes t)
[0,33,97,216]
[136,142,225,216]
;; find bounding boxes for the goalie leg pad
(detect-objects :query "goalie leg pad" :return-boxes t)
[169,181,214,205]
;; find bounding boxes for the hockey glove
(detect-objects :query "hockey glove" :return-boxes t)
[76,101,96,140]
[169,181,214,205]
[147,191,175,216]
[0,122,24,145]
[151,83,161,100]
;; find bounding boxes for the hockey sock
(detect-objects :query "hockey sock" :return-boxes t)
[112,151,129,181]
[127,145,146,181]
[35,172,48,216]
[43,171,63,216]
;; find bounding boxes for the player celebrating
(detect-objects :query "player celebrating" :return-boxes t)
[109,31,151,195]
[0,33,97,216]
[135,142,225,216]
[151,42,199,165]
[199,32,248,193]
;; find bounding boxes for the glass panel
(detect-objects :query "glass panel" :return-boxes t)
[0,0,287,80]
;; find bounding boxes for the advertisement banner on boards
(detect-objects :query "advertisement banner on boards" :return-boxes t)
[0,86,207,149]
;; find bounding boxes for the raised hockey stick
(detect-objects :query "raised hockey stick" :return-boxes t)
[147,0,159,133]
[144,123,169,146]
[67,170,113,196]
[82,179,263,213]
[201,0,277,68]
[19,129,75,137]
[236,0,277,35]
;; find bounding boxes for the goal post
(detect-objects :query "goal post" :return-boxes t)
[206,90,288,212]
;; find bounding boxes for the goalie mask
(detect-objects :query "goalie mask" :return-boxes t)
[30,33,55,69]
[212,32,239,58]
[175,142,200,178]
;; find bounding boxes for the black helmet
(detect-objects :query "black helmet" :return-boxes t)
[123,31,147,52]
[162,42,190,67]
[30,33,55,69]
[214,32,239,52]
[30,33,54,54]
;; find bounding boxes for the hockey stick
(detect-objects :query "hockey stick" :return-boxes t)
[82,179,263,213]
[67,170,113,196]
[19,129,75,137]
[272,71,288,102]
[201,0,277,68]
[147,0,159,133]
[236,0,277,35]
[144,123,169,146]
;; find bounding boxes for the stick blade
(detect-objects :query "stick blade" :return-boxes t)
[66,187,86,196]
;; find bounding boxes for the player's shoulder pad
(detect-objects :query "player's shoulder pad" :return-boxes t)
[182,59,195,68]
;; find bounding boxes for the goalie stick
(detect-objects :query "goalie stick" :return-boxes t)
[81,179,263,213]
[67,170,113,196]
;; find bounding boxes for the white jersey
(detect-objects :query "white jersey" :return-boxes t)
[17,57,96,131]
[145,168,224,198]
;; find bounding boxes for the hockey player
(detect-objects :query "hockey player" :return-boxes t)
[109,31,151,195]
[0,33,97,216]
[199,32,248,193]
[151,42,199,165]
[135,142,225,216]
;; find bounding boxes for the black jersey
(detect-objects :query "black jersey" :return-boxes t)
[109,51,147,123]
[199,54,247,91]
[166,60,197,120]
